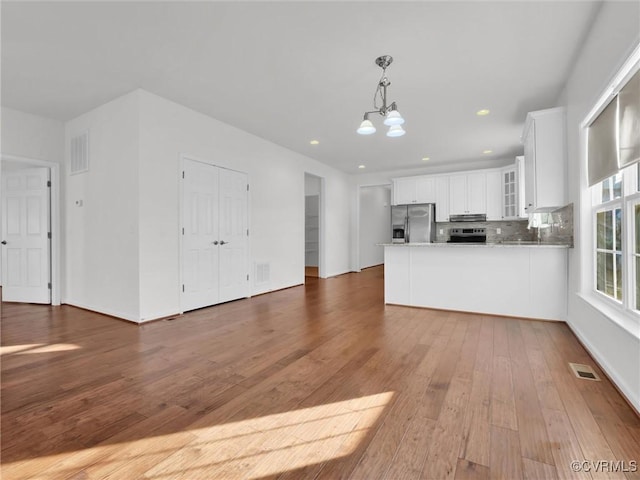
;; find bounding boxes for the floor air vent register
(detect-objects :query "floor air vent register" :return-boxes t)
[569,362,601,381]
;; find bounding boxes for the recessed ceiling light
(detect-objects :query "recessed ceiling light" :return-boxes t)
[483,149,493,154]
[476,109,490,116]
[358,165,366,169]
[422,157,430,161]
[310,140,320,145]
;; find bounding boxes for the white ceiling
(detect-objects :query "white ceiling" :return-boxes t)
[1,1,601,174]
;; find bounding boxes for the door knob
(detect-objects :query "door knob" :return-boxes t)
[212,240,219,245]
[1,240,6,245]
[220,240,228,245]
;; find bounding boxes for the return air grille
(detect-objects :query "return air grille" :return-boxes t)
[70,131,89,175]
[255,262,270,285]
[569,362,601,381]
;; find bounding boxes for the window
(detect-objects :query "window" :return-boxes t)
[591,165,640,314]
[586,55,640,319]
[631,200,640,311]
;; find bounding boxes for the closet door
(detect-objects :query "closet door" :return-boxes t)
[182,159,220,311]
[218,168,249,303]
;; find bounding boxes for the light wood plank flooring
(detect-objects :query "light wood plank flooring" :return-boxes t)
[1,266,639,479]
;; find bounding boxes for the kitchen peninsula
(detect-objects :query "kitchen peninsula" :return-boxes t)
[383,242,569,321]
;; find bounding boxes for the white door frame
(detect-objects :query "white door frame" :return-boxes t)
[0,154,61,305]
[355,182,392,273]
[304,173,326,279]
[178,154,251,313]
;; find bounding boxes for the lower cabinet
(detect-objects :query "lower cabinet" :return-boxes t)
[384,245,568,321]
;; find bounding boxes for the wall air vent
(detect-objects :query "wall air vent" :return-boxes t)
[70,131,89,175]
[255,262,270,285]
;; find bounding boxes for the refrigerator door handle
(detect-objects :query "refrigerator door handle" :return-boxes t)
[405,216,410,243]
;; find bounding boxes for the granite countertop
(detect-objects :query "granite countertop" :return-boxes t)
[380,241,572,248]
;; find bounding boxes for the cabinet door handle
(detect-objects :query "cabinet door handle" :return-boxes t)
[212,241,219,245]
[220,240,228,245]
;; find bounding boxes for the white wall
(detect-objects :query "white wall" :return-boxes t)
[561,1,640,412]
[64,92,141,321]
[359,185,390,269]
[1,107,65,162]
[137,90,351,320]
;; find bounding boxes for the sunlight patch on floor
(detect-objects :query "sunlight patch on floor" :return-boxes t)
[0,343,81,355]
[2,391,394,480]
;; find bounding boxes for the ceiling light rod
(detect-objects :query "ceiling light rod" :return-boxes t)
[357,55,406,137]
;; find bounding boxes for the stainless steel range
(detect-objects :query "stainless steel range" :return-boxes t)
[447,227,487,243]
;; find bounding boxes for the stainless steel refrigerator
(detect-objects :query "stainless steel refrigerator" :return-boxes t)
[391,203,436,243]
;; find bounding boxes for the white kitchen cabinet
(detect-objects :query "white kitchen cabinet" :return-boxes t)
[486,170,502,220]
[383,244,568,321]
[392,176,435,205]
[449,172,486,215]
[435,176,450,222]
[501,166,517,219]
[521,107,566,212]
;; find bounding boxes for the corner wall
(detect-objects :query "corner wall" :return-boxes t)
[137,90,352,321]
[561,1,640,412]
[64,92,141,321]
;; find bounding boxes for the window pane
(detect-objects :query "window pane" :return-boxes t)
[597,211,606,249]
[615,253,622,300]
[613,173,622,199]
[597,252,606,292]
[615,208,622,251]
[597,252,615,297]
[597,210,614,250]
[636,256,640,310]
[636,203,640,254]
[602,179,611,203]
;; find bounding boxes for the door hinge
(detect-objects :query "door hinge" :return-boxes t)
[246,184,249,191]
[47,282,51,289]
[247,229,249,236]
[182,284,185,292]
[182,171,185,179]
[182,227,184,235]
[47,232,51,239]
[47,180,51,187]
[246,274,249,281]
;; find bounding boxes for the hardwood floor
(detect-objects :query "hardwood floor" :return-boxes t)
[1,266,638,479]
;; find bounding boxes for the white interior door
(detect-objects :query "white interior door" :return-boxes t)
[182,159,220,312]
[1,167,51,303]
[218,168,249,303]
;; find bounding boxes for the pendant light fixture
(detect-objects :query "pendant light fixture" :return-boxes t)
[357,55,405,137]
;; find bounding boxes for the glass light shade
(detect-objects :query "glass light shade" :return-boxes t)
[386,125,406,137]
[357,119,376,135]
[384,109,405,126]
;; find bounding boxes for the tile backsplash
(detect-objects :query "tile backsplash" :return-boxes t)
[435,219,534,243]
[535,203,574,246]
[434,203,574,246]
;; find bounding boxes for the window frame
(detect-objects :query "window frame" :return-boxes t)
[591,165,640,318]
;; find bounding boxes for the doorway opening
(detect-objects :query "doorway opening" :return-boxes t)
[358,184,391,271]
[304,173,324,279]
